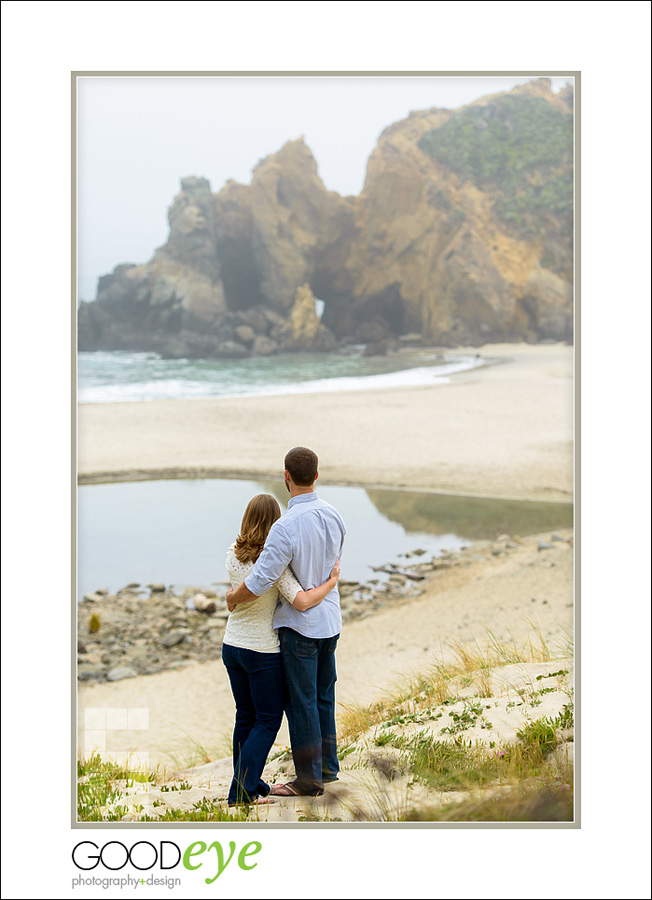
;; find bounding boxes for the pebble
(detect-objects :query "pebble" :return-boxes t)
[107,666,138,682]
[78,664,107,681]
[160,630,189,648]
[538,541,555,551]
[123,646,149,662]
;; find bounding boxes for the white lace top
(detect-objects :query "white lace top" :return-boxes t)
[223,544,302,653]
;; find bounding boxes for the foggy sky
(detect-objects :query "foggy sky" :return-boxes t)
[77,74,572,301]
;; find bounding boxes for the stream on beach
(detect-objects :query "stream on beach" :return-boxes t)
[78,478,573,602]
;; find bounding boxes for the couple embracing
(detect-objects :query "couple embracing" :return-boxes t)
[222,446,346,805]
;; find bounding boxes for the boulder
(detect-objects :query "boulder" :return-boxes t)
[238,306,270,334]
[215,340,248,359]
[251,334,278,356]
[234,325,256,346]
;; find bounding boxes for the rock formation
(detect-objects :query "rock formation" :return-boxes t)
[78,78,574,357]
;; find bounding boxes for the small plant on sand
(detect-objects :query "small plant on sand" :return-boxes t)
[88,613,101,634]
[337,742,357,760]
[268,746,293,762]
[536,668,569,681]
[440,699,492,735]
[516,719,558,760]
[160,780,192,792]
[373,731,395,747]
[551,701,574,730]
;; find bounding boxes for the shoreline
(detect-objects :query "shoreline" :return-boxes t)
[78,345,502,405]
[78,342,574,502]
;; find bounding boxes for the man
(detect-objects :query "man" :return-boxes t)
[225,446,346,796]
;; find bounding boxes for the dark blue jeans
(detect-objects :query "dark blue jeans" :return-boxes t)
[278,627,340,795]
[221,643,284,804]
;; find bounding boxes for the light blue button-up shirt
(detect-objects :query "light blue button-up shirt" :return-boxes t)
[244,491,346,639]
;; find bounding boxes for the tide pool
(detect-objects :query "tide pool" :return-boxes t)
[77,478,572,602]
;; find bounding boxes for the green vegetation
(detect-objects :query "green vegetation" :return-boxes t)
[362,695,572,794]
[516,719,558,760]
[77,754,250,822]
[160,780,191,791]
[418,95,573,268]
[77,755,155,822]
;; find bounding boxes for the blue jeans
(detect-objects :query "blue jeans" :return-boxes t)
[278,627,340,794]
[221,643,284,804]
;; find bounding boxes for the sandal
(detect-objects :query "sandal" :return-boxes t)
[270,782,323,797]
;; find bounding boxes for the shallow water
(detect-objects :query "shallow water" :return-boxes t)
[77,478,572,602]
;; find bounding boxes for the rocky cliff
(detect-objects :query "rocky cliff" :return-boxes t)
[78,78,574,357]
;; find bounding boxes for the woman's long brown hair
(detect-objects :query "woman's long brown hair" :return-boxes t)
[234,494,282,563]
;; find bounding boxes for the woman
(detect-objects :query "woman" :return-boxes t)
[222,493,340,806]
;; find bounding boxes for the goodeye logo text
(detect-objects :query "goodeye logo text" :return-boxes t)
[72,839,262,886]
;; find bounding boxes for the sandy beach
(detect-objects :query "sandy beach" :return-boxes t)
[77,341,574,820]
[78,343,574,501]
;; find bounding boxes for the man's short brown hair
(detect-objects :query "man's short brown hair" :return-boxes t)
[284,446,318,487]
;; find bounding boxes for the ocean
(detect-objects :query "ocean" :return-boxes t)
[77,346,486,404]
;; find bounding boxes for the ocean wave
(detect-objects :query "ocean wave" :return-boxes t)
[78,355,485,404]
